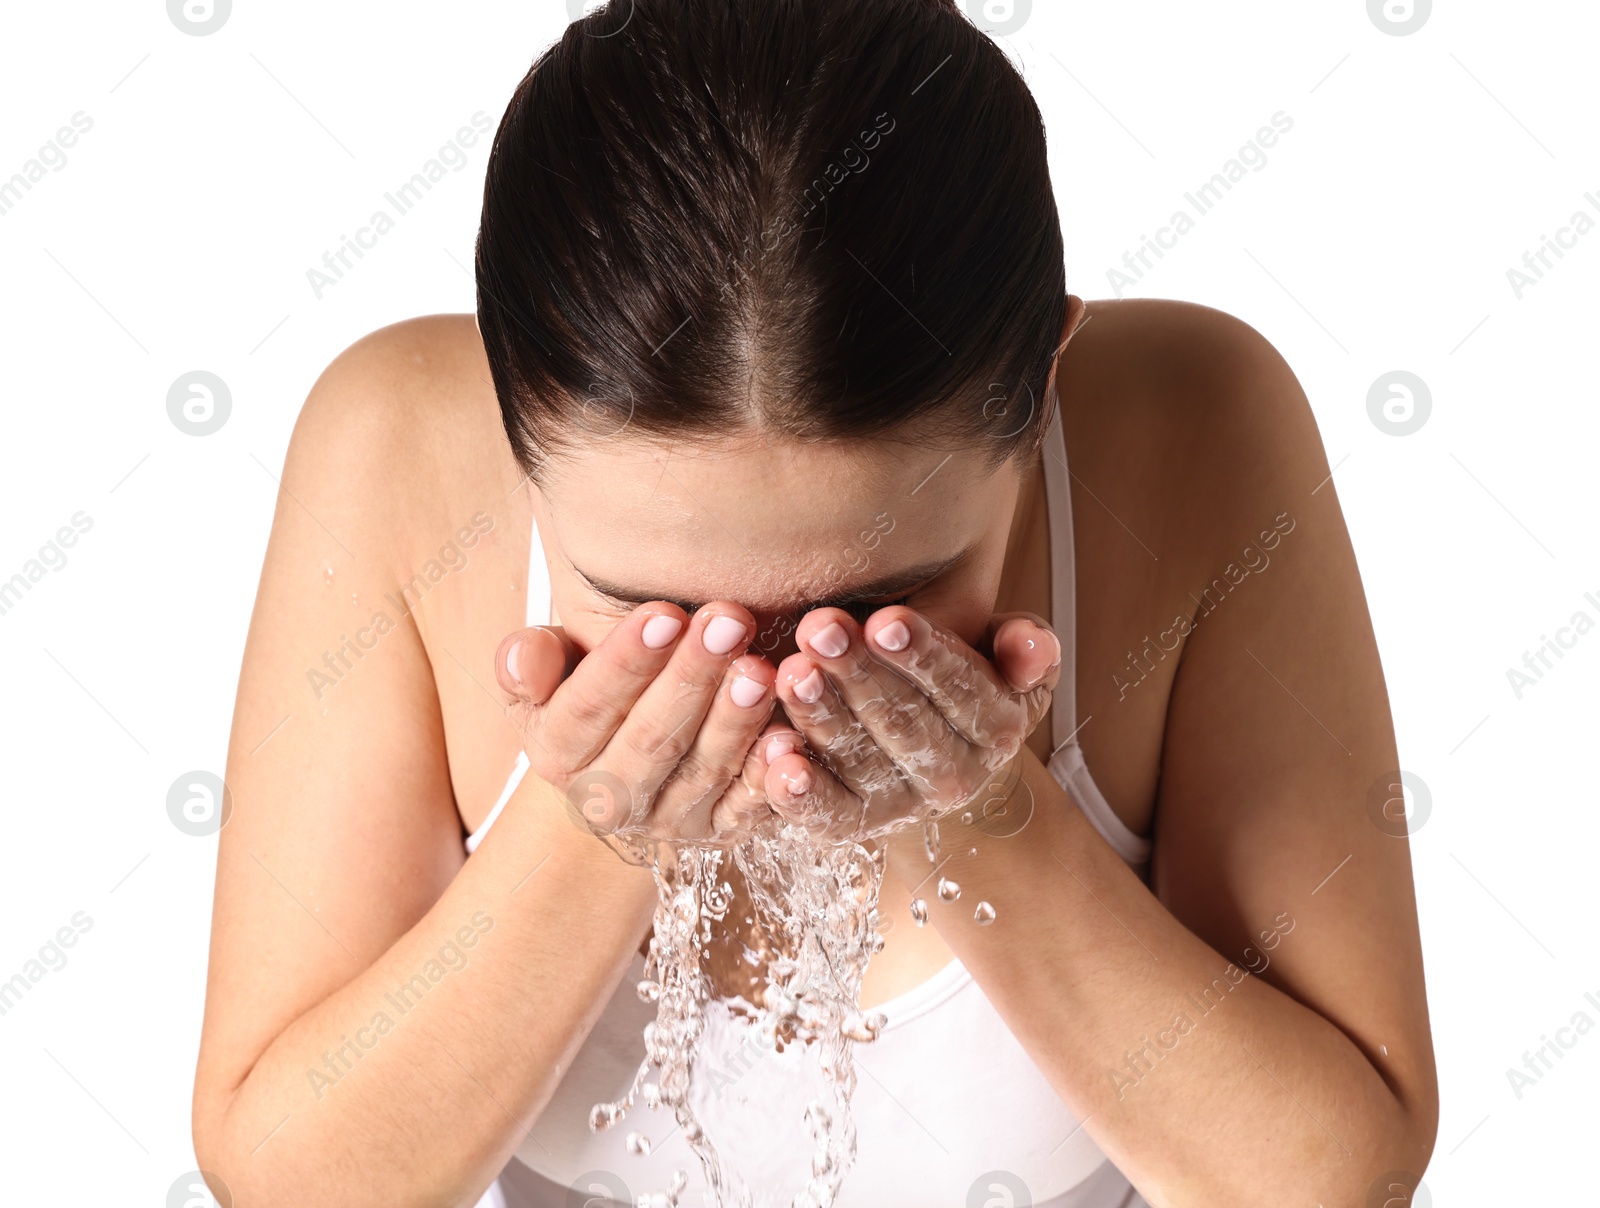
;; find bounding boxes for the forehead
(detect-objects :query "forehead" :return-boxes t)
[536,434,1013,612]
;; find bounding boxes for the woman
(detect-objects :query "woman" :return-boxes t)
[191,1,1439,1204]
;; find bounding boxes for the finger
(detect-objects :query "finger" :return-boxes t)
[860,606,1050,755]
[983,612,1063,693]
[650,652,778,837]
[790,609,961,791]
[763,748,868,842]
[775,639,916,812]
[759,724,807,769]
[706,720,795,841]
[596,602,758,821]
[525,603,690,776]
[495,625,578,705]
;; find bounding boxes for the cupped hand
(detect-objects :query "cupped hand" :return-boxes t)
[494,602,793,847]
[759,607,1060,842]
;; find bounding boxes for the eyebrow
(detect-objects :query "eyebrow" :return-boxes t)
[571,544,975,614]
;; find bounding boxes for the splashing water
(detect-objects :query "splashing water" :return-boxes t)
[583,816,899,1208]
[581,679,1024,1204]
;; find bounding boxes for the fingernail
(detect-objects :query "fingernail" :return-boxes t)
[504,639,525,685]
[730,674,767,707]
[641,614,684,649]
[1031,623,1061,666]
[764,734,799,764]
[875,620,910,652]
[809,622,849,658]
[794,668,825,703]
[786,766,811,796]
[703,614,748,655]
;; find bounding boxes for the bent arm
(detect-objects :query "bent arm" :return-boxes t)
[885,313,1438,1205]
[190,327,657,1208]
[196,772,655,1208]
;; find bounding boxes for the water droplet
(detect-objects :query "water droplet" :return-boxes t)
[937,876,961,902]
[641,1081,661,1108]
[589,1102,622,1132]
[805,1099,834,1130]
[922,819,940,863]
[636,979,661,1003]
[973,901,996,925]
[959,810,974,824]
[842,1010,884,1042]
[626,1130,652,1156]
[910,898,929,927]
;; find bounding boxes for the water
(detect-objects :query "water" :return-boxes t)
[584,748,1019,1203]
[585,818,891,1207]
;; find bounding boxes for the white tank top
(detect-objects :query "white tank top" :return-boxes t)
[467,407,1153,1208]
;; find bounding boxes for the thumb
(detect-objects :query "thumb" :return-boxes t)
[982,612,1062,695]
[495,625,581,705]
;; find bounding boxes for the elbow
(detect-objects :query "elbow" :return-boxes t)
[1345,1078,1439,1207]
[190,1080,241,1204]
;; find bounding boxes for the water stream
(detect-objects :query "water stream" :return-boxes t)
[586,808,998,1207]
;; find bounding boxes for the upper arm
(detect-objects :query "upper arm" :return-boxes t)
[194,323,468,1130]
[1149,310,1438,1124]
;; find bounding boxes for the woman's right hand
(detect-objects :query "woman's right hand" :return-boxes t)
[493,601,788,848]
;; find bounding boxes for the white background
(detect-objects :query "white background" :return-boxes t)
[1,1,1594,1203]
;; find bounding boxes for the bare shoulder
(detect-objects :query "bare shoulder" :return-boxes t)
[1064,296,1331,563]
[278,310,532,808]
[1057,297,1342,830]
[290,313,516,507]
[279,312,527,598]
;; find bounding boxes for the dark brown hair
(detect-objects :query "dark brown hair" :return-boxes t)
[475,0,1067,479]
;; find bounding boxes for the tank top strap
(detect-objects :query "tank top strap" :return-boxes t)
[1039,403,1080,754]
[1038,402,1154,869]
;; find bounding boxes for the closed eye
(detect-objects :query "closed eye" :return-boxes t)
[839,595,911,625]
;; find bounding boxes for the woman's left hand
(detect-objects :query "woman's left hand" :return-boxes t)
[760,606,1061,841]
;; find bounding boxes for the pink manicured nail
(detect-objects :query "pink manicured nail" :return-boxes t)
[702,614,748,655]
[504,639,525,685]
[809,622,849,658]
[730,674,767,707]
[764,734,799,764]
[641,614,684,649]
[1030,623,1061,665]
[786,766,812,796]
[793,668,825,703]
[875,620,910,652]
